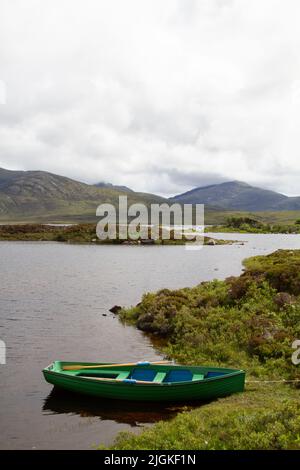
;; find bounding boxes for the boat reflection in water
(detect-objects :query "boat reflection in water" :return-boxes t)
[43,388,207,427]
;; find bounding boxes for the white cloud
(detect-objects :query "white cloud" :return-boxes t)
[0,0,300,196]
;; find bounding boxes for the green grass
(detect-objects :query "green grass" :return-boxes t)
[109,384,300,450]
[104,250,300,450]
[205,213,300,232]
[120,251,300,379]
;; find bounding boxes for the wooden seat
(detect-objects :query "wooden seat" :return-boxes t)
[117,371,130,380]
[192,373,204,381]
[153,372,167,383]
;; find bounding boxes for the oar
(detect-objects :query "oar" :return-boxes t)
[62,360,170,371]
[81,376,162,385]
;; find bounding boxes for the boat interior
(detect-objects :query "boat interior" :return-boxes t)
[49,362,237,384]
[78,369,211,382]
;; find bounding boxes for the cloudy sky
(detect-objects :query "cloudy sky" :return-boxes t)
[1,0,300,197]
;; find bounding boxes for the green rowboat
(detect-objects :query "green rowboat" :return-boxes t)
[43,361,245,402]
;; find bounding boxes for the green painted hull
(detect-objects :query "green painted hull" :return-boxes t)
[43,361,245,402]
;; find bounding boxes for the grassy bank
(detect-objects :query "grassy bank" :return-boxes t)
[205,210,300,227]
[106,250,300,449]
[206,216,300,234]
[0,224,234,245]
[109,384,300,450]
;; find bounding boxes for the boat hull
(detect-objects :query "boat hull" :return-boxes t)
[43,362,245,402]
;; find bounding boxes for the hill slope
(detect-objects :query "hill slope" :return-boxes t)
[171,181,300,211]
[0,168,166,222]
[94,182,133,193]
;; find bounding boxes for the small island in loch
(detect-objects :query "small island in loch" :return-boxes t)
[0,223,237,246]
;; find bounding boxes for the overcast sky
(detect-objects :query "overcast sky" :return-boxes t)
[1,0,300,197]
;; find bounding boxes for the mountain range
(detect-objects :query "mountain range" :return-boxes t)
[0,167,299,222]
[0,168,164,222]
[171,181,300,211]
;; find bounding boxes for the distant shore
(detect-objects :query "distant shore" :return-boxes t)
[205,216,300,234]
[0,223,239,246]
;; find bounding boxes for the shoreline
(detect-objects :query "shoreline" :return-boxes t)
[205,216,300,235]
[0,223,239,246]
[105,249,300,450]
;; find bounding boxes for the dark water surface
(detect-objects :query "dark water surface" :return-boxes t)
[1,234,300,449]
